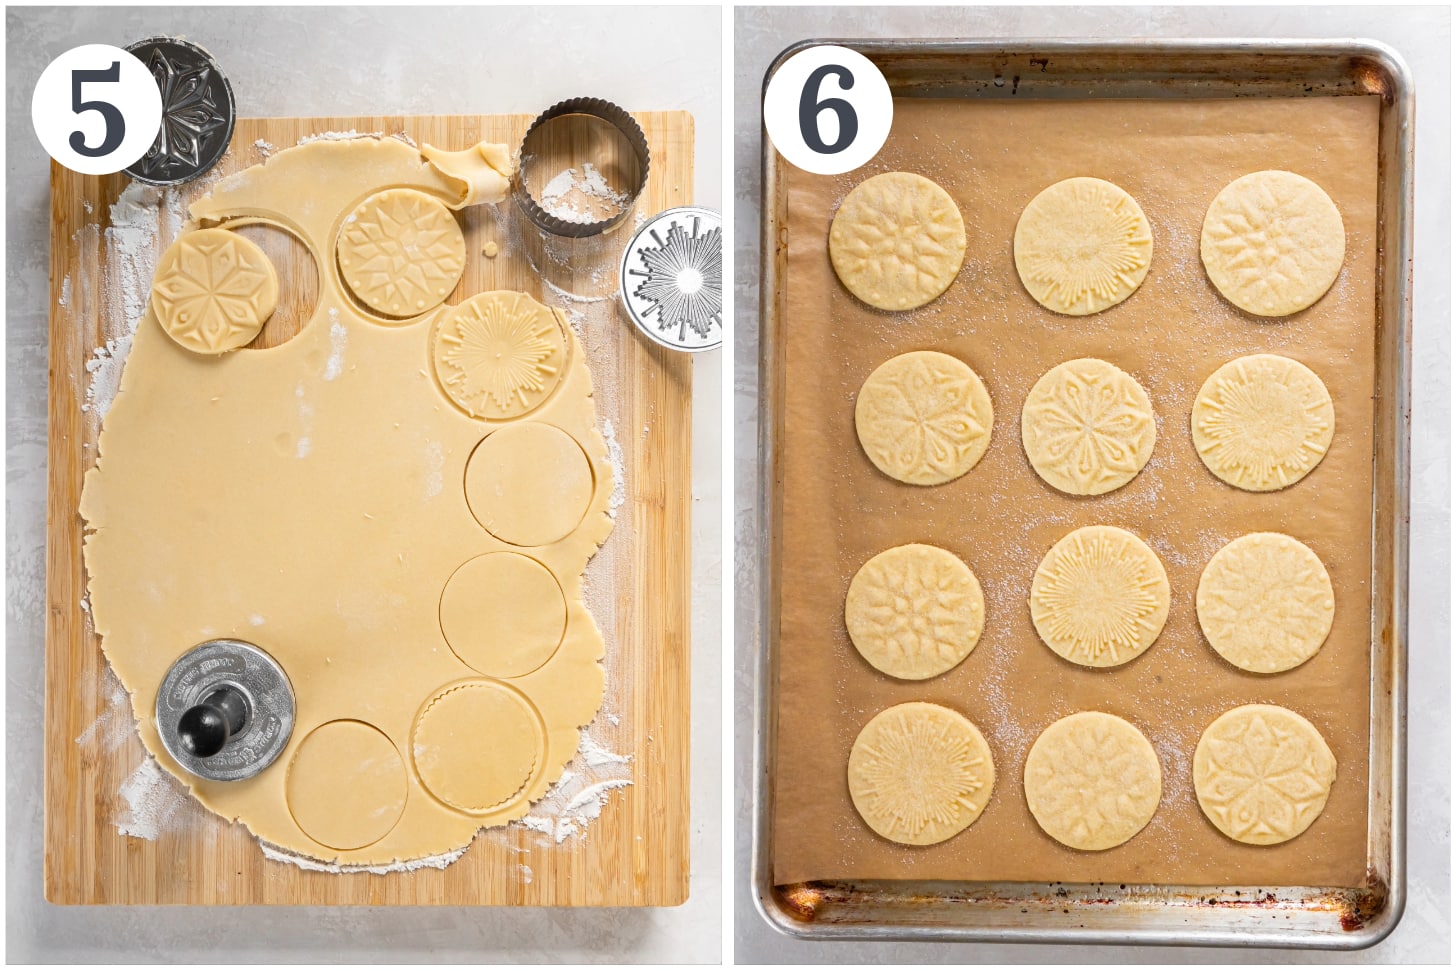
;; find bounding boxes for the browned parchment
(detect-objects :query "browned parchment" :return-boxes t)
[772,95,1380,887]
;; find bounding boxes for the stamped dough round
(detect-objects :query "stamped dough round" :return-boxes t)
[848,702,995,846]
[1013,177,1153,315]
[1197,533,1334,674]
[412,680,544,814]
[1192,353,1334,492]
[1201,170,1345,316]
[286,720,408,851]
[829,171,967,311]
[150,227,279,354]
[464,422,594,547]
[1030,525,1170,668]
[845,544,984,680]
[1021,358,1156,495]
[1024,712,1162,851]
[440,552,567,677]
[854,350,994,486]
[434,290,568,420]
[337,187,465,317]
[1194,704,1336,845]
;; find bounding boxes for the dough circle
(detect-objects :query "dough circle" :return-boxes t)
[854,350,994,486]
[845,544,984,680]
[1030,525,1170,668]
[1023,712,1162,851]
[1200,170,1345,316]
[440,552,567,677]
[286,720,408,851]
[1192,353,1335,492]
[1194,704,1337,845]
[464,422,594,547]
[150,227,279,354]
[1021,358,1156,495]
[829,171,967,311]
[337,187,465,318]
[433,290,569,420]
[1013,177,1153,315]
[412,680,544,814]
[1197,533,1334,674]
[847,702,995,846]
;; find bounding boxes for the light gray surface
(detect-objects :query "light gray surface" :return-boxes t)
[733,5,1450,964]
[6,5,722,963]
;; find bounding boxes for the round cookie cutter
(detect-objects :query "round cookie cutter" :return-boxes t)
[123,36,236,187]
[619,206,723,352]
[514,97,649,239]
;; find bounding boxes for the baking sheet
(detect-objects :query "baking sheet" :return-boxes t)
[772,95,1380,887]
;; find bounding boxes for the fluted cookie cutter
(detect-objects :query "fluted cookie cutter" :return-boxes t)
[514,96,650,238]
[123,36,236,187]
[620,206,723,352]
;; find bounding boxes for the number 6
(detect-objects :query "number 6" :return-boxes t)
[798,64,858,155]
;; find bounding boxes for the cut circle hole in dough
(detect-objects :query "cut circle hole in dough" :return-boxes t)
[285,719,409,851]
[433,290,569,420]
[337,187,465,319]
[464,421,595,547]
[150,227,279,354]
[1197,532,1334,674]
[1191,353,1334,492]
[829,171,967,311]
[439,552,568,678]
[1024,711,1162,851]
[1194,704,1337,846]
[1021,357,1156,496]
[854,350,994,486]
[845,543,984,680]
[1200,170,1345,317]
[1013,177,1153,316]
[1030,525,1170,668]
[847,702,995,846]
[412,680,545,815]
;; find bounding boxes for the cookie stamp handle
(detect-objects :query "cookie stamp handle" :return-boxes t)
[177,685,249,758]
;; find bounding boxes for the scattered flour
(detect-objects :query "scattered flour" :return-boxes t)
[537,163,629,225]
[253,138,275,158]
[391,131,418,148]
[297,129,384,145]
[423,441,445,499]
[59,275,71,308]
[74,666,131,753]
[601,419,627,518]
[514,726,634,845]
[260,842,467,875]
[116,757,189,840]
[323,309,347,380]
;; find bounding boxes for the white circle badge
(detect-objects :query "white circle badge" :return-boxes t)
[32,44,163,175]
[763,45,893,175]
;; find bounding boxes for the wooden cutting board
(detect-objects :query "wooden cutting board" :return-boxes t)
[45,113,692,905]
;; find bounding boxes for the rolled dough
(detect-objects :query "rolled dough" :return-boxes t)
[828,171,966,311]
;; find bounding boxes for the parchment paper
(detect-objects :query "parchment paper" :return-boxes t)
[772,95,1380,887]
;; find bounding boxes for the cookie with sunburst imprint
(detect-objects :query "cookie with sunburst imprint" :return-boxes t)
[829,171,966,311]
[847,702,995,846]
[854,350,994,486]
[1024,711,1162,851]
[1022,358,1157,496]
[1014,177,1153,316]
[433,291,569,420]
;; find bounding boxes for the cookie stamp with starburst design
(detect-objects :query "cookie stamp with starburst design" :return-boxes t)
[845,544,984,680]
[1197,533,1335,673]
[1024,711,1162,851]
[150,227,278,354]
[433,291,568,420]
[854,350,994,486]
[1014,177,1153,316]
[1022,357,1156,495]
[338,188,465,318]
[829,171,966,311]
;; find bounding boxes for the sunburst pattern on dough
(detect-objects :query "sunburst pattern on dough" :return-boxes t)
[1194,705,1337,845]
[845,544,984,680]
[829,171,967,311]
[338,188,465,317]
[854,350,993,486]
[150,228,278,354]
[1023,712,1162,851]
[1021,358,1156,495]
[1192,353,1334,492]
[1013,177,1153,315]
[1196,533,1334,674]
[434,290,567,419]
[1030,525,1169,668]
[847,702,994,846]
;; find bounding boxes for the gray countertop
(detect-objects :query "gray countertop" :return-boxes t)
[733,5,1450,964]
[6,5,722,963]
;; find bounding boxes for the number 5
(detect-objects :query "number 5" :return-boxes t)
[69,62,126,158]
[798,64,859,155]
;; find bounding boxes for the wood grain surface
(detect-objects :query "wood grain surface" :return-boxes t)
[45,113,693,905]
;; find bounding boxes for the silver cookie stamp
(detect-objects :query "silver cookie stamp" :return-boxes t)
[123,36,235,187]
[619,206,723,352]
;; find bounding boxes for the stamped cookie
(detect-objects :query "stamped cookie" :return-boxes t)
[150,228,279,354]
[845,544,984,680]
[1030,525,1170,668]
[848,702,995,846]
[338,187,466,317]
[1197,533,1334,674]
[1024,712,1162,851]
[1200,170,1345,316]
[854,350,994,486]
[1194,704,1337,846]
[434,290,569,420]
[1192,353,1334,492]
[1013,177,1153,315]
[1021,358,1156,496]
[829,171,966,311]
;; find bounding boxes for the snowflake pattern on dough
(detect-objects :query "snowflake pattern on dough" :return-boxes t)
[854,350,993,486]
[1023,712,1162,851]
[150,228,278,354]
[434,291,567,419]
[1021,358,1156,495]
[845,544,984,680]
[338,188,465,317]
[829,172,967,311]
[1197,533,1335,673]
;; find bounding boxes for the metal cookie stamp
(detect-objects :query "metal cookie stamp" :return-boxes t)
[156,639,294,782]
[620,206,723,352]
[515,96,650,239]
[123,37,235,187]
